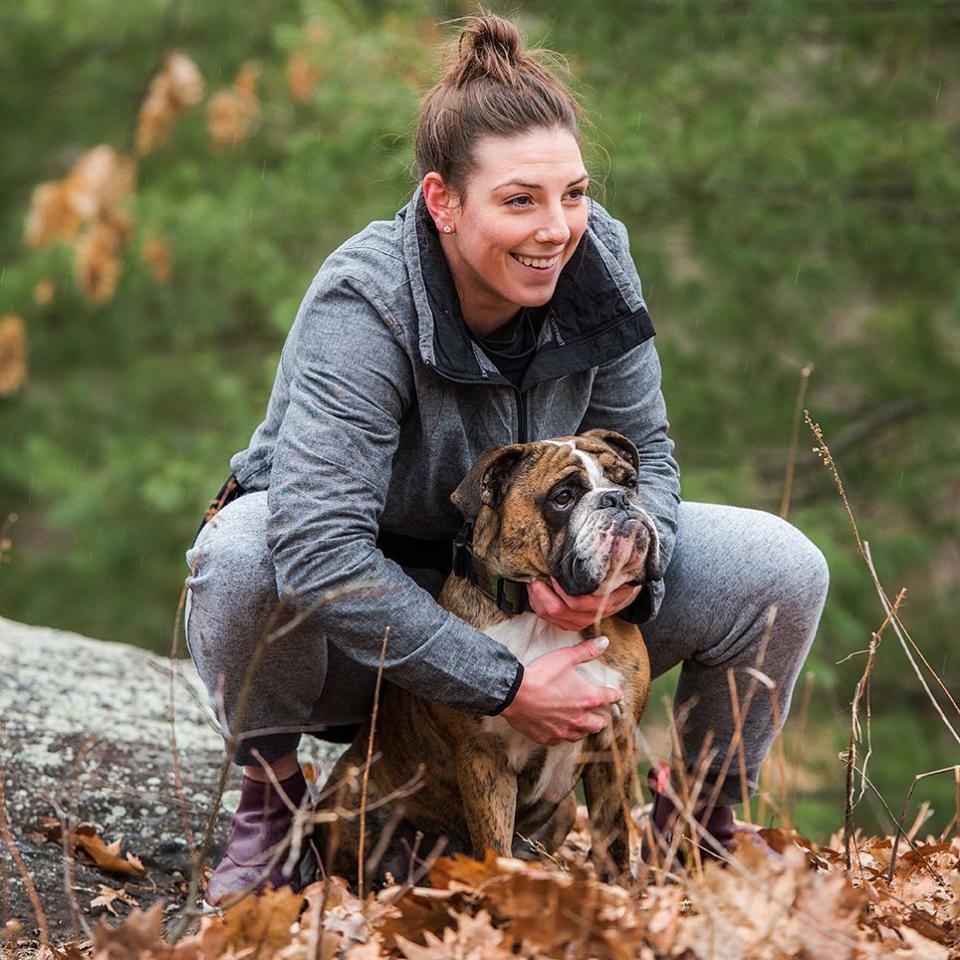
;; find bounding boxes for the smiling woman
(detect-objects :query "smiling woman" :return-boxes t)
[422,128,590,335]
[182,11,829,904]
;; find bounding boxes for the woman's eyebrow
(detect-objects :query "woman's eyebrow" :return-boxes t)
[492,173,589,192]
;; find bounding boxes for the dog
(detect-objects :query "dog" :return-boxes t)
[317,429,659,884]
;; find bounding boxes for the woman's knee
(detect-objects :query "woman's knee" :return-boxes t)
[765,514,829,612]
[183,494,280,661]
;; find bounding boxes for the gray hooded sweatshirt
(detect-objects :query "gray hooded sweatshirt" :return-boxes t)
[228,187,681,717]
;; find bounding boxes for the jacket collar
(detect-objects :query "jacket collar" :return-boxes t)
[399,185,654,390]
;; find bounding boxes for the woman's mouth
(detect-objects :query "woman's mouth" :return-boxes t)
[509,252,560,274]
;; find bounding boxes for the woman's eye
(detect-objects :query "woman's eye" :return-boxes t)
[567,188,586,201]
[552,490,574,507]
[506,195,532,207]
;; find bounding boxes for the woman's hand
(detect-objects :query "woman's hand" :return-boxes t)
[499,636,622,744]
[527,577,641,632]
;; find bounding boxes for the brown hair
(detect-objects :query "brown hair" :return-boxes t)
[415,12,584,201]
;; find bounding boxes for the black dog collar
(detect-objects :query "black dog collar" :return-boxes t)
[451,520,530,616]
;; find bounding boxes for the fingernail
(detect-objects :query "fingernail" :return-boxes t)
[595,636,609,652]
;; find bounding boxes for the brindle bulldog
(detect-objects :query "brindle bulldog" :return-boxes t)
[318,429,659,884]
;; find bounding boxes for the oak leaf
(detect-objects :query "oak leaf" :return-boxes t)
[92,901,164,960]
[220,885,303,958]
[90,884,141,917]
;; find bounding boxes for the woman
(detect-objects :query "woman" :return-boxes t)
[185,14,829,905]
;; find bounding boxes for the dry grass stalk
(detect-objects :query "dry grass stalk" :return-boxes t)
[745,667,790,830]
[358,625,391,898]
[887,765,960,884]
[788,671,815,825]
[0,774,48,947]
[699,607,777,823]
[633,727,864,954]
[842,591,905,871]
[166,577,197,860]
[779,363,813,520]
[807,412,960,749]
[725,669,752,822]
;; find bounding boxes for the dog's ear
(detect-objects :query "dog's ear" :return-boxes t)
[450,444,527,519]
[580,429,640,472]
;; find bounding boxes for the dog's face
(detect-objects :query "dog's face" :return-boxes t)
[451,429,662,596]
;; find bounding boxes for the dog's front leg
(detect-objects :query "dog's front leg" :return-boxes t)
[582,730,636,882]
[457,744,517,859]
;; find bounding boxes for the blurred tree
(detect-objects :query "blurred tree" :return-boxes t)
[0,0,957,837]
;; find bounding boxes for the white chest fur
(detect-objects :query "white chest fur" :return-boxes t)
[480,613,623,806]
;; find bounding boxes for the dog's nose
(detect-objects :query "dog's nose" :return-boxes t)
[598,490,630,511]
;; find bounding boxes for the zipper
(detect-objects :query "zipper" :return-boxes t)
[514,388,528,443]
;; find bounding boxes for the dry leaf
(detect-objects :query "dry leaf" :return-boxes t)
[220,885,304,958]
[90,885,141,917]
[75,222,124,305]
[0,314,28,396]
[25,145,135,249]
[92,902,164,960]
[24,181,85,247]
[287,50,322,102]
[39,818,146,877]
[34,278,55,306]
[141,238,171,283]
[208,63,261,150]
[396,910,509,960]
[137,52,205,155]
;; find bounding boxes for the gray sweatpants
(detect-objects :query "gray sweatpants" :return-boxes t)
[184,493,828,806]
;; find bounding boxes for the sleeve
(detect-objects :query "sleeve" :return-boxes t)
[578,229,681,624]
[266,277,523,715]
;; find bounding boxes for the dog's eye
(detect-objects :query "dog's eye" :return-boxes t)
[551,490,575,508]
[623,474,638,489]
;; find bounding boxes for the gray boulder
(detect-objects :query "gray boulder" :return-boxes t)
[0,616,344,943]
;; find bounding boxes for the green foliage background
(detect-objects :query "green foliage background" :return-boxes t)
[2,0,958,841]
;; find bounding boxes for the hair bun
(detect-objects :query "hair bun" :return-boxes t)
[458,14,524,81]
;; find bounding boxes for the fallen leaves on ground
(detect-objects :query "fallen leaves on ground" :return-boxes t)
[19,825,960,959]
[38,818,147,878]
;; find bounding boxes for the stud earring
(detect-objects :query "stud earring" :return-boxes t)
[442,224,453,234]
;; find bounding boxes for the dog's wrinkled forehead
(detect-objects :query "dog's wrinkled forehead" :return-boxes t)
[538,436,636,486]
[450,429,639,519]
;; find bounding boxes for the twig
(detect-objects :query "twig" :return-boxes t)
[726,669,752,822]
[358,626,391,899]
[788,672,815,825]
[887,765,960,885]
[843,591,905,870]
[0,773,48,948]
[863,543,960,746]
[635,728,864,953]
[806,412,960,747]
[744,667,790,831]
[701,607,776,819]
[169,573,376,942]
[167,577,196,859]
[779,363,813,520]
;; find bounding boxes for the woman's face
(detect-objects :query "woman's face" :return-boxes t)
[426,126,590,336]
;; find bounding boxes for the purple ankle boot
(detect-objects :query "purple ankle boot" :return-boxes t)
[643,766,738,866]
[205,769,309,907]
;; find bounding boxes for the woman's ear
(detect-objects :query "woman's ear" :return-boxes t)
[422,172,458,227]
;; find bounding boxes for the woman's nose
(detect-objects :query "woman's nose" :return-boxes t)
[534,203,571,246]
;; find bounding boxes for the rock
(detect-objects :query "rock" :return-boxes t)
[0,616,346,942]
